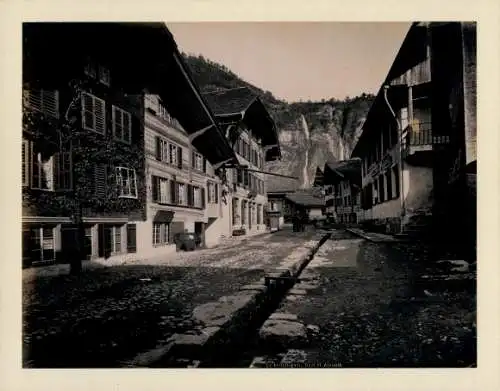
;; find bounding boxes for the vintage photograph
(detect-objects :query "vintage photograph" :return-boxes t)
[22,21,476,368]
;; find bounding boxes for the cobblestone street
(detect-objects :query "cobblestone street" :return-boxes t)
[250,230,476,368]
[22,230,318,368]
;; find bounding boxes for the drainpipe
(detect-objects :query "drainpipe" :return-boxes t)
[383,85,406,234]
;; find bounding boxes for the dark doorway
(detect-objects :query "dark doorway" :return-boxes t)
[194,221,205,248]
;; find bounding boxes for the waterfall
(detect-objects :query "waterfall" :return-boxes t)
[300,115,310,188]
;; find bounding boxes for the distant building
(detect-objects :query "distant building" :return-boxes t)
[351,22,476,260]
[285,189,325,222]
[266,178,300,229]
[323,159,362,224]
[202,87,281,237]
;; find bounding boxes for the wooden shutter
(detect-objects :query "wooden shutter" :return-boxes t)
[94,165,107,197]
[187,184,194,207]
[215,183,219,203]
[201,187,206,208]
[82,92,94,130]
[41,90,59,118]
[191,151,196,168]
[170,180,177,204]
[94,96,106,134]
[203,158,207,173]
[155,137,162,161]
[127,224,137,253]
[177,147,183,169]
[152,176,159,202]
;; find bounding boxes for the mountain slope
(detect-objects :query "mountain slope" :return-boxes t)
[184,54,375,189]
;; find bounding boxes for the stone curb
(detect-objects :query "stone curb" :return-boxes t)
[123,232,331,368]
[345,228,400,243]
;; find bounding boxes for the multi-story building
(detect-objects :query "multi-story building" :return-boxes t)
[266,178,300,230]
[22,22,238,267]
[351,22,476,260]
[22,23,148,267]
[202,87,281,237]
[323,159,362,224]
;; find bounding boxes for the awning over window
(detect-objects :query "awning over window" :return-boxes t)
[153,210,174,223]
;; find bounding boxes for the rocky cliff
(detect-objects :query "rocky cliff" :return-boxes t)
[184,54,375,190]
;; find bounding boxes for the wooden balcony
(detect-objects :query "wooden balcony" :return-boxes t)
[402,123,450,166]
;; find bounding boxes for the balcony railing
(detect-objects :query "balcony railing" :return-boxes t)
[403,123,451,146]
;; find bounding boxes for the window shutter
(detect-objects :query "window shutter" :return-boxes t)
[203,158,207,173]
[82,93,93,130]
[215,183,219,203]
[187,184,194,206]
[177,147,183,169]
[94,165,107,197]
[170,180,177,204]
[94,96,106,134]
[27,90,43,112]
[42,90,59,118]
[152,176,159,202]
[191,151,196,168]
[155,137,162,161]
[201,187,206,208]
[127,224,137,253]
[124,112,131,143]
[53,153,60,190]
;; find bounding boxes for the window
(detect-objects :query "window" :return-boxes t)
[54,151,72,190]
[116,167,137,198]
[114,226,122,253]
[26,225,55,264]
[177,183,186,205]
[98,65,111,86]
[257,205,262,224]
[232,199,239,225]
[194,187,202,208]
[169,144,178,166]
[192,152,204,171]
[153,223,170,246]
[373,181,379,205]
[82,92,106,134]
[94,164,108,197]
[155,137,169,162]
[112,105,132,143]
[152,176,170,204]
[208,182,219,204]
[24,89,59,118]
[84,58,97,78]
[31,148,53,190]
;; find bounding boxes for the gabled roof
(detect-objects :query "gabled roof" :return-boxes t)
[324,159,362,186]
[203,87,258,116]
[285,189,325,208]
[202,87,281,161]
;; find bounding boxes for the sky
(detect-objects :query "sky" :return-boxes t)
[167,22,411,103]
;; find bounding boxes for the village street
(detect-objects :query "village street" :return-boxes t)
[22,228,324,368]
[251,230,476,368]
[23,227,476,368]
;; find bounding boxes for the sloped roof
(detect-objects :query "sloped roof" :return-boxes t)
[202,87,258,116]
[324,159,362,186]
[285,190,325,207]
[267,176,300,194]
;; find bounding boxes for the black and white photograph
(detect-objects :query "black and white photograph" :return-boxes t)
[18,21,479,370]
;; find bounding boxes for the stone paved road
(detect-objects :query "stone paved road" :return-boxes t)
[265,229,476,367]
[23,229,318,368]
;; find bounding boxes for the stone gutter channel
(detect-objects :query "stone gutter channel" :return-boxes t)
[122,232,331,368]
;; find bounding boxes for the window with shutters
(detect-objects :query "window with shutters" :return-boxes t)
[84,58,97,78]
[112,105,132,144]
[177,183,186,205]
[208,182,218,204]
[192,152,203,171]
[82,92,106,134]
[127,224,137,253]
[31,148,53,191]
[169,144,178,166]
[98,65,111,86]
[116,167,137,198]
[24,89,59,118]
